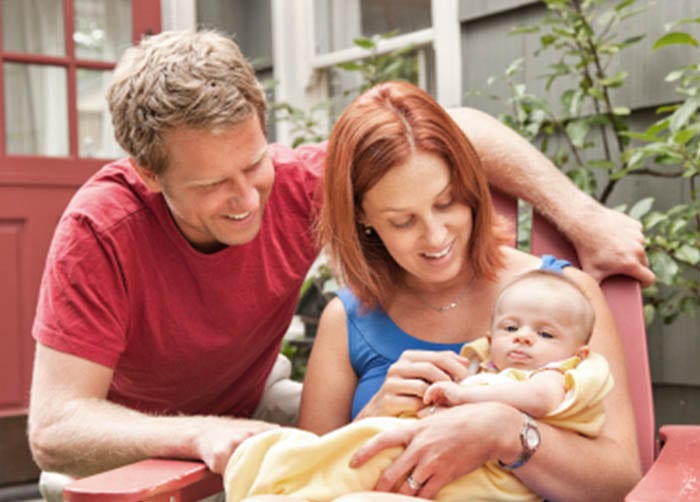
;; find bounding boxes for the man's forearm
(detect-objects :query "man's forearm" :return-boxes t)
[447,107,595,232]
[30,397,202,476]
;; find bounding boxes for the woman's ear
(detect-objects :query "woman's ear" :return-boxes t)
[129,158,162,193]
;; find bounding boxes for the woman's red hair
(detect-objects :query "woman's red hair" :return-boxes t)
[318,81,509,308]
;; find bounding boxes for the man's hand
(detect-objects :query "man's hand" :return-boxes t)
[194,417,279,474]
[570,205,655,287]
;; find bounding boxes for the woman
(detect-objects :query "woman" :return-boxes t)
[298,81,640,501]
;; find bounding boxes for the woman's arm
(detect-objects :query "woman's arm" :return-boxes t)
[298,297,358,434]
[351,269,640,501]
[447,107,655,287]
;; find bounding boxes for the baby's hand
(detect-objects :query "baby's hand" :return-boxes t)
[423,381,463,407]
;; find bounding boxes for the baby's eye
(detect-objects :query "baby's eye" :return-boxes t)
[505,325,518,333]
[539,331,554,339]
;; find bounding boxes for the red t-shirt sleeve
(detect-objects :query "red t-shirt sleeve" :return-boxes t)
[33,213,129,369]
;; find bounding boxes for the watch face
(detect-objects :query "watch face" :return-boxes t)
[525,426,540,449]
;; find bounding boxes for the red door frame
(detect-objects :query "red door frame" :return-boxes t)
[0,0,161,416]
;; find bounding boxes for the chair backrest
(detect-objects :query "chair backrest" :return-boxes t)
[491,188,656,473]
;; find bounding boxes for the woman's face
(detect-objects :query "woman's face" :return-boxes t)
[361,151,474,287]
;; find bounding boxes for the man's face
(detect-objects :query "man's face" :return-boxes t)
[137,114,274,252]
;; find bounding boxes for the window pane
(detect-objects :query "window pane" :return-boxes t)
[314,0,431,52]
[77,69,124,158]
[360,0,431,37]
[4,63,68,156]
[74,0,131,61]
[2,0,65,56]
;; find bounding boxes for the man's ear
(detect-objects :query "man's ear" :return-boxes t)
[576,344,590,360]
[129,158,162,193]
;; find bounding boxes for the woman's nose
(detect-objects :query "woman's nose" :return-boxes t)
[423,216,447,245]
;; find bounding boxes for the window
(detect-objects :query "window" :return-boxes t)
[0,0,160,177]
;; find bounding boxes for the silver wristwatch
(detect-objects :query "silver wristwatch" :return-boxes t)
[498,413,540,470]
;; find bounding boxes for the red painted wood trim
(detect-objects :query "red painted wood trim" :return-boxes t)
[64,459,222,502]
[133,0,162,41]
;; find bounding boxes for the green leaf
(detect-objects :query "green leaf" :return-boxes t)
[353,37,376,49]
[649,251,679,285]
[644,211,667,230]
[600,71,629,88]
[676,244,700,265]
[613,106,631,115]
[670,97,700,132]
[337,61,363,71]
[629,197,654,220]
[566,119,591,148]
[653,32,699,50]
[643,304,655,326]
[510,25,539,35]
[587,159,617,170]
[665,68,687,82]
[615,0,637,12]
[673,128,696,145]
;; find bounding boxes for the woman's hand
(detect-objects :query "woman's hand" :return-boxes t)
[350,402,522,499]
[357,350,470,419]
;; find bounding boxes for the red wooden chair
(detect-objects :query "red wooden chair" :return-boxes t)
[62,190,700,501]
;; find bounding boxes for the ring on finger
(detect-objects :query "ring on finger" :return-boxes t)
[407,474,423,491]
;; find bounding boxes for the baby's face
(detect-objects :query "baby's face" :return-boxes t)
[489,279,588,370]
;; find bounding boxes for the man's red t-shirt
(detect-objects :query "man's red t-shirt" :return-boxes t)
[32,142,324,417]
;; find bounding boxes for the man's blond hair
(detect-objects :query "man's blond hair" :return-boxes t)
[107,30,266,174]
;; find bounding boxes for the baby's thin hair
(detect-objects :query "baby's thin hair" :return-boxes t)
[496,269,596,343]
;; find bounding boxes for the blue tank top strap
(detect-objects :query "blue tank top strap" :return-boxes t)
[539,254,571,273]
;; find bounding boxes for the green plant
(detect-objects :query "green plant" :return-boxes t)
[336,31,419,94]
[479,0,699,325]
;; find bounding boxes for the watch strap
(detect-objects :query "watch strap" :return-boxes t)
[498,413,539,470]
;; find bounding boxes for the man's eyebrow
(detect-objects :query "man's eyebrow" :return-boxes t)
[184,147,268,186]
[379,182,451,213]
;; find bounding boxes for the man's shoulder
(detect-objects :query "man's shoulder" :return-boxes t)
[269,142,327,174]
[59,158,155,242]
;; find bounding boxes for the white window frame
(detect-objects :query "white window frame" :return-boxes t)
[271,0,463,145]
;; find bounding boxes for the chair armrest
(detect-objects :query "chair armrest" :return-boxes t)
[625,425,700,501]
[63,459,223,502]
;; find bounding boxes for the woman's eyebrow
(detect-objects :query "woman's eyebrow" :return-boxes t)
[378,182,452,213]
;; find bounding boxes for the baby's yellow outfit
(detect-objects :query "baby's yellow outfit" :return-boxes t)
[224,338,613,502]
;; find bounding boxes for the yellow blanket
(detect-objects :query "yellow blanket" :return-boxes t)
[225,350,612,502]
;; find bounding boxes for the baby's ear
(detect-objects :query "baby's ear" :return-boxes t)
[576,345,590,360]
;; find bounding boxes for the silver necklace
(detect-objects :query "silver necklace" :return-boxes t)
[412,275,474,313]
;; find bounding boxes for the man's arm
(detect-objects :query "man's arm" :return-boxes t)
[447,107,655,287]
[28,343,277,476]
[423,371,566,418]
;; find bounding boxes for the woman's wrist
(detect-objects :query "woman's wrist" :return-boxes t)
[489,403,526,465]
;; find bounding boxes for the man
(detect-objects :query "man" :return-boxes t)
[28,29,653,488]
